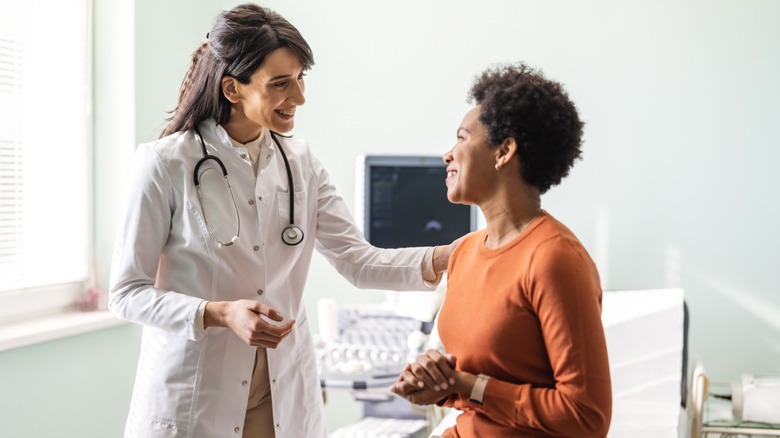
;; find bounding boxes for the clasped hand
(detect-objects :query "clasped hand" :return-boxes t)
[390,349,463,405]
[205,299,295,348]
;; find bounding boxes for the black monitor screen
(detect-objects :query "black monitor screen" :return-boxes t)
[364,156,475,248]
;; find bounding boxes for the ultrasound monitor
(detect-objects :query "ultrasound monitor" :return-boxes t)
[355,155,477,248]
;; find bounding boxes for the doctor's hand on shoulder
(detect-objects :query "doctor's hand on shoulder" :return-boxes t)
[204,300,295,348]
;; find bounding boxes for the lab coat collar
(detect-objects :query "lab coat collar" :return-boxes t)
[196,119,231,152]
[197,119,276,174]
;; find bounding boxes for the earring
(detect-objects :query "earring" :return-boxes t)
[495,164,501,171]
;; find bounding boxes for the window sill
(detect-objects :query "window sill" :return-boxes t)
[0,309,128,352]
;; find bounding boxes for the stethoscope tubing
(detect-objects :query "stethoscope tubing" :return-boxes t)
[269,131,305,246]
[193,126,303,247]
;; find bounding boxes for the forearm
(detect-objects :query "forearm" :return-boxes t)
[109,282,203,340]
[469,379,610,437]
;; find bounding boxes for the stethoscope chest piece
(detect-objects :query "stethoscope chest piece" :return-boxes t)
[281,225,304,246]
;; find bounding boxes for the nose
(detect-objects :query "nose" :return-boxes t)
[442,148,453,164]
[289,78,305,106]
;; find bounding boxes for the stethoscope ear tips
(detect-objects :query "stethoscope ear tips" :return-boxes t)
[282,225,304,246]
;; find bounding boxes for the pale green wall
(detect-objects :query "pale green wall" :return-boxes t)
[4,1,777,437]
[0,324,141,437]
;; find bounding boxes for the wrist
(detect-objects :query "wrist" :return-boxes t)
[432,245,449,274]
[454,371,477,395]
[204,301,228,329]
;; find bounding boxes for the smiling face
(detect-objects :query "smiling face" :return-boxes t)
[443,106,499,205]
[231,47,306,134]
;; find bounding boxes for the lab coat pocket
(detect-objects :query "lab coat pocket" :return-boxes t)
[128,329,199,437]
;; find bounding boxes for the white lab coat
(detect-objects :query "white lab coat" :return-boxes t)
[109,120,431,438]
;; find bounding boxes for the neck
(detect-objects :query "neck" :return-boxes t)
[223,110,264,144]
[481,185,541,249]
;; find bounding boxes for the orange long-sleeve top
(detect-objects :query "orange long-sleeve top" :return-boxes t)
[438,210,612,437]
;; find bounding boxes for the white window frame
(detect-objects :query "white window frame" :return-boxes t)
[0,0,94,325]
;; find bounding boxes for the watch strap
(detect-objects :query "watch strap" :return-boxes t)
[468,374,490,405]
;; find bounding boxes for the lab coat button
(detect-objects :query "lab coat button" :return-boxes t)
[257,289,264,295]
[248,199,255,205]
[253,245,260,251]
[242,380,248,387]
[257,195,263,201]
[234,426,240,433]
[240,154,247,159]
[276,423,280,428]
[272,378,276,383]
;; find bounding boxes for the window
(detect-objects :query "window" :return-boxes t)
[0,0,91,323]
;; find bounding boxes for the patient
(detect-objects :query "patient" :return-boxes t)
[390,63,612,437]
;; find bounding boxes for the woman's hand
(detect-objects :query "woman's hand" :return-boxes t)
[390,351,482,406]
[433,235,466,274]
[393,350,457,393]
[390,369,452,405]
[205,299,295,348]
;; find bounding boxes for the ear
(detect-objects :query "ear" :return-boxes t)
[494,137,518,170]
[221,76,240,103]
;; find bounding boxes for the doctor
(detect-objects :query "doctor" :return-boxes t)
[109,4,452,438]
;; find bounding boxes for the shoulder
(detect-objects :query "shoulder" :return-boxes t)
[140,130,200,164]
[274,133,310,158]
[450,230,486,265]
[527,214,597,277]
[274,133,317,168]
[528,212,583,251]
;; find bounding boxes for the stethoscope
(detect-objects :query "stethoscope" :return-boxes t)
[193,127,304,247]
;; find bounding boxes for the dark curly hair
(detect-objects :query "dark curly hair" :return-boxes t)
[469,63,583,194]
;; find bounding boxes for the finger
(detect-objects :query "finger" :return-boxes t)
[390,385,418,403]
[420,351,453,389]
[445,353,458,384]
[249,302,285,322]
[252,319,295,338]
[247,320,295,345]
[393,377,420,395]
[430,350,457,381]
[408,353,444,390]
[449,235,465,251]
[249,330,295,349]
[275,319,296,334]
[410,361,440,391]
[402,368,424,389]
[389,383,407,397]
[446,353,457,367]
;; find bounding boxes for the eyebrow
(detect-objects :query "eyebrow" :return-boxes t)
[457,127,470,135]
[268,74,292,81]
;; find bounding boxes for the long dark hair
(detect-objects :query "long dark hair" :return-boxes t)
[161,3,314,138]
